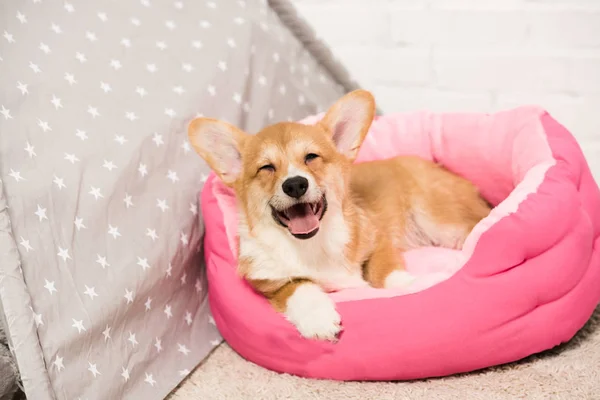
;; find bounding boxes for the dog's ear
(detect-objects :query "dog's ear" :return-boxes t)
[188,118,248,185]
[318,89,375,161]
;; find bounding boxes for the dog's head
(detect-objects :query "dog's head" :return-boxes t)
[188,89,375,239]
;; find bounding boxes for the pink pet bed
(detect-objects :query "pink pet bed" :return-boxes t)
[201,106,600,380]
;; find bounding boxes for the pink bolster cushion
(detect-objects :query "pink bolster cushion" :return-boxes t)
[200,106,600,381]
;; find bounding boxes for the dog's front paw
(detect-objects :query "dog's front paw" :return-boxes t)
[284,283,342,341]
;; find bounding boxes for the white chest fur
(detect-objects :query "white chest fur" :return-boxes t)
[238,210,367,292]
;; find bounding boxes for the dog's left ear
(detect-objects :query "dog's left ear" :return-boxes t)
[318,89,375,161]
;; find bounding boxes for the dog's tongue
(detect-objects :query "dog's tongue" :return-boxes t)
[287,203,319,235]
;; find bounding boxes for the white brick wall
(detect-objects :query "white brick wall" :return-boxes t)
[293,0,600,178]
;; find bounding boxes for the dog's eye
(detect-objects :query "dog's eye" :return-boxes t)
[305,153,319,163]
[258,164,275,173]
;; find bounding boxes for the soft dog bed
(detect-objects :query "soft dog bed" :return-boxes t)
[201,106,600,380]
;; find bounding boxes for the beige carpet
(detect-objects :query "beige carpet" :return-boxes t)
[168,305,600,400]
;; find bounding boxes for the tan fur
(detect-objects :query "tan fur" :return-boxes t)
[188,90,491,339]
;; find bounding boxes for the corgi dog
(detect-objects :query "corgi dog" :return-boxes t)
[188,90,491,341]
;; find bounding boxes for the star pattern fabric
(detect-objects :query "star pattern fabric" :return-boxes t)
[0,0,346,399]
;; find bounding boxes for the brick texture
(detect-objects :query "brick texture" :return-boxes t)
[293,0,600,178]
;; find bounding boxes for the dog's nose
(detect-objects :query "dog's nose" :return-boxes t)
[282,176,309,199]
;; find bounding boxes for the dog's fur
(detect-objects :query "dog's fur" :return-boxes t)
[188,90,491,341]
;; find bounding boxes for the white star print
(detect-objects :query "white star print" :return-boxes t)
[35,205,48,222]
[0,105,12,120]
[44,280,57,295]
[125,111,138,121]
[100,82,112,93]
[184,311,192,326]
[177,343,191,356]
[174,1,184,9]
[156,41,167,50]
[135,85,148,97]
[127,332,138,347]
[108,225,121,239]
[96,255,110,269]
[141,0,151,7]
[19,237,34,252]
[103,160,117,171]
[87,362,101,378]
[123,194,134,208]
[29,62,41,74]
[102,325,111,341]
[164,108,176,118]
[24,142,36,158]
[64,73,77,85]
[64,153,80,163]
[72,319,86,333]
[181,141,191,153]
[138,163,148,177]
[114,134,127,145]
[179,369,190,377]
[227,38,236,48]
[53,176,66,190]
[273,52,280,63]
[16,81,28,95]
[172,86,186,95]
[110,59,122,70]
[189,203,198,216]
[144,373,156,387]
[279,84,287,95]
[88,186,103,200]
[75,52,87,63]
[50,94,63,109]
[33,311,43,327]
[97,11,107,22]
[191,40,202,49]
[164,304,172,318]
[3,31,15,44]
[146,228,158,241]
[130,17,141,27]
[217,61,227,72]
[166,263,173,277]
[165,20,176,30]
[145,297,152,311]
[152,132,164,146]
[84,285,98,300]
[136,257,150,270]
[268,108,275,120]
[156,199,169,212]
[209,315,216,325]
[180,273,187,285]
[39,42,51,54]
[154,337,162,352]
[207,85,216,96]
[16,12,27,24]
[233,92,242,104]
[64,2,75,12]
[121,367,130,381]
[146,64,157,73]
[201,174,209,183]
[87,105,100,118]
[234,17,245,25]
[124,289,134,304]
[53,355,64,372]
[210,339,221,346]
[195,279,202,293]
[182,62,194,72]
[180,233,189,246]
[51,23,62,34]
[85,31,97,42]
[166,170,179,183]
[74,217,86,231]
[57,247,72,262]
[37,119,52,132]
[199,20,211,29]
[9,169,25,182]
[120,38,131,47]
[75,129,88,140]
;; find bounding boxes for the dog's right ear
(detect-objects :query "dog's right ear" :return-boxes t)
[188,118,248,185]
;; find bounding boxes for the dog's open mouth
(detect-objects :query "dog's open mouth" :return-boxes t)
[271,196,327,239]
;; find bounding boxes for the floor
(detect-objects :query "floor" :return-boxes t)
[168,305,600,400]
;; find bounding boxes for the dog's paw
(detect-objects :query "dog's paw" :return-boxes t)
[384,269,417,289]
[284,283,342,341]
